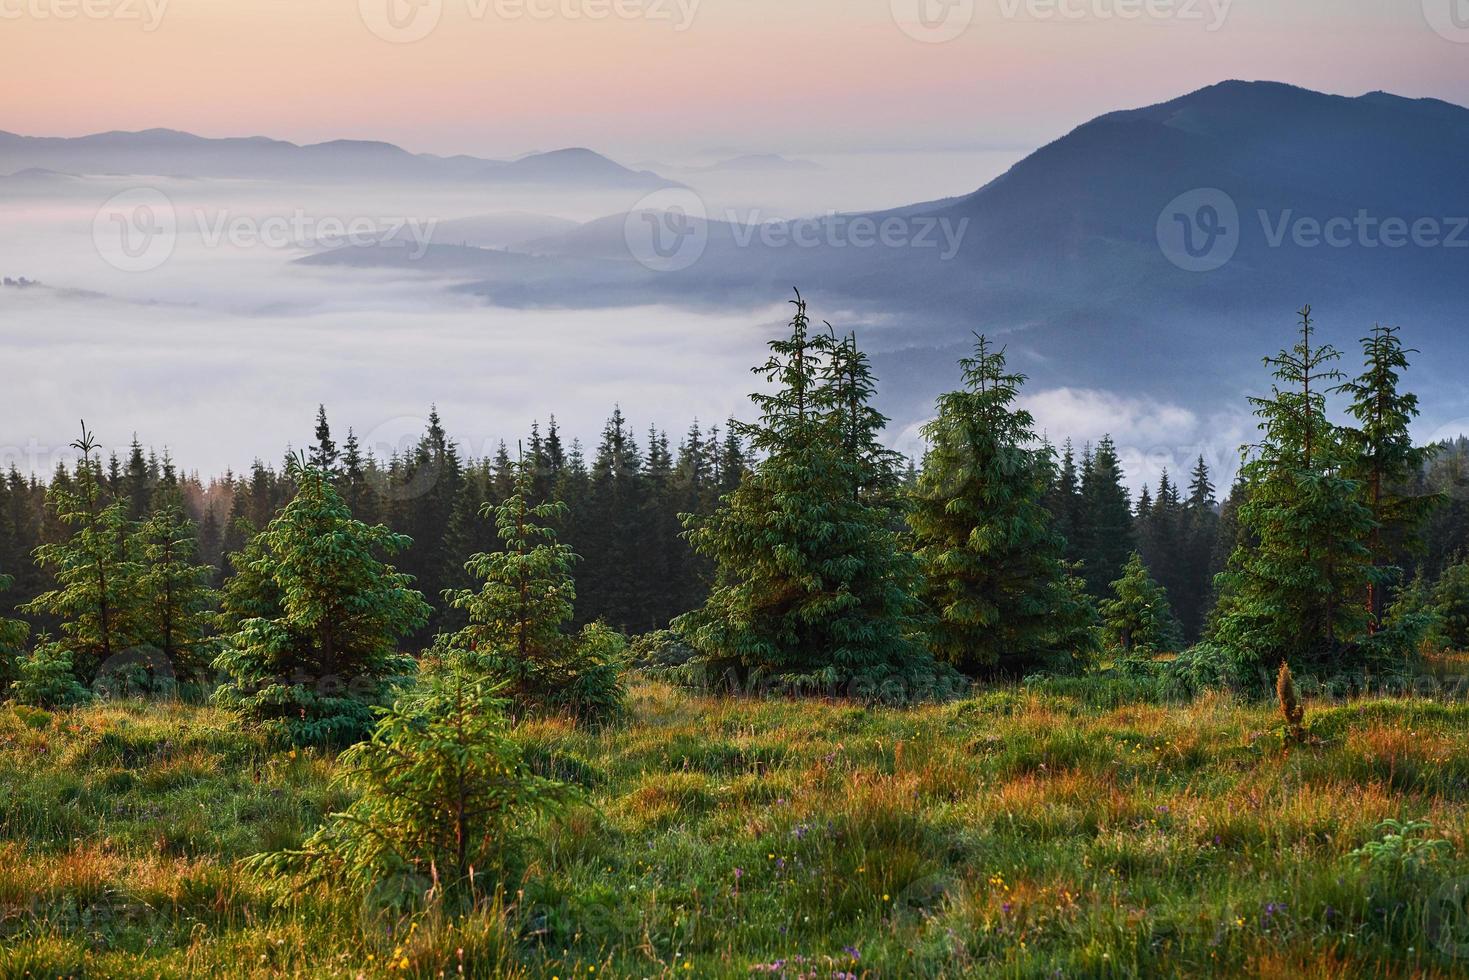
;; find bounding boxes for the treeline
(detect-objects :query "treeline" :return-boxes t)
[0,407,752,643]
[6,297,1469,707]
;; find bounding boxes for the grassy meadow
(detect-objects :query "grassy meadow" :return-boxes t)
[3,672,1469,978]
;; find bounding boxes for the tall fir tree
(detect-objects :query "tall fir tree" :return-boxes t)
[1044,439,1084,563]
[1212,306,1377,672]
[1078,435,1134,597]
[676,293,948,696]
[1177,454,1221,640]
[908,335,1095,677]
[1336,324,1439,629]
[311,405,340,474]
[123,436,151,521]
[579,408,646,631]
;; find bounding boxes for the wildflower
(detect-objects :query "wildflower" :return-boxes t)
[843,946,861,961]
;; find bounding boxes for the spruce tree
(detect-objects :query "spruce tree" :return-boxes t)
[1336,324,1439,628]
[311,405,340,474]
[1212,306,1377,673]
[24,425,140,683]
[1044,439,1084,563]
[1100,552,1183,655]
[580,409,645,631]
[131,495,218,682]
[340,427,372,518]
[1178,455,1220,639]
[1430,560,1469,651]
[907,335,1094,677]
[248,665,574,908]
[437,458,625,722]
[213,458,430,746]
[392,409,463,642]
[123,436,151,521]
[823,329,904,508]
[0,571,29,687]
[676,293,948,697]
[1078,435,1134,596]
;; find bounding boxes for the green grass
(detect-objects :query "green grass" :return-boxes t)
[3,678,1469,978]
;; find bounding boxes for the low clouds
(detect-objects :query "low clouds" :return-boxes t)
[894,386,1252,497]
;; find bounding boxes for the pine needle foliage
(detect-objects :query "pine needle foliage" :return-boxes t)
[0,572,28,688]
[131,498,218,682]
[908,335,1096,677]
[676,292,955,699]
[1430,559,1469,651]
[245,666,575,911]
[1335,323,1440,628]
[1100,552,1184,656]
[213,458,430,747]
[23,425,139,683]
[437,459,627,723]
[1212,307,1377,673]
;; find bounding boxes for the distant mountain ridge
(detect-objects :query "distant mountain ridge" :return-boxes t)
[0,128,677,188]
[423,81,1469,418]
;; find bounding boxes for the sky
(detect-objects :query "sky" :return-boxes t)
[4,0,1469,489]
[3,0,1468,158]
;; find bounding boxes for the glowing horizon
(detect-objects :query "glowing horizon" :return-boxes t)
[3,0,1467,160]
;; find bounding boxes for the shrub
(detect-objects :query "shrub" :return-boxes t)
[1431,560,1469,651]
[245,667,576,912]
[628,629,698,672]
[10,642,93,708]
[551,622,628,723]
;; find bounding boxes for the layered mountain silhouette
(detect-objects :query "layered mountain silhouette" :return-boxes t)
[482,80,1469,413]
[0,129,676,188]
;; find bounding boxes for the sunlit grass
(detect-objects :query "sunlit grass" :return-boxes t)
[3,678,1468,977]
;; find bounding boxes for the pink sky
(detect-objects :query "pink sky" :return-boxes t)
[4,0,1467,157]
